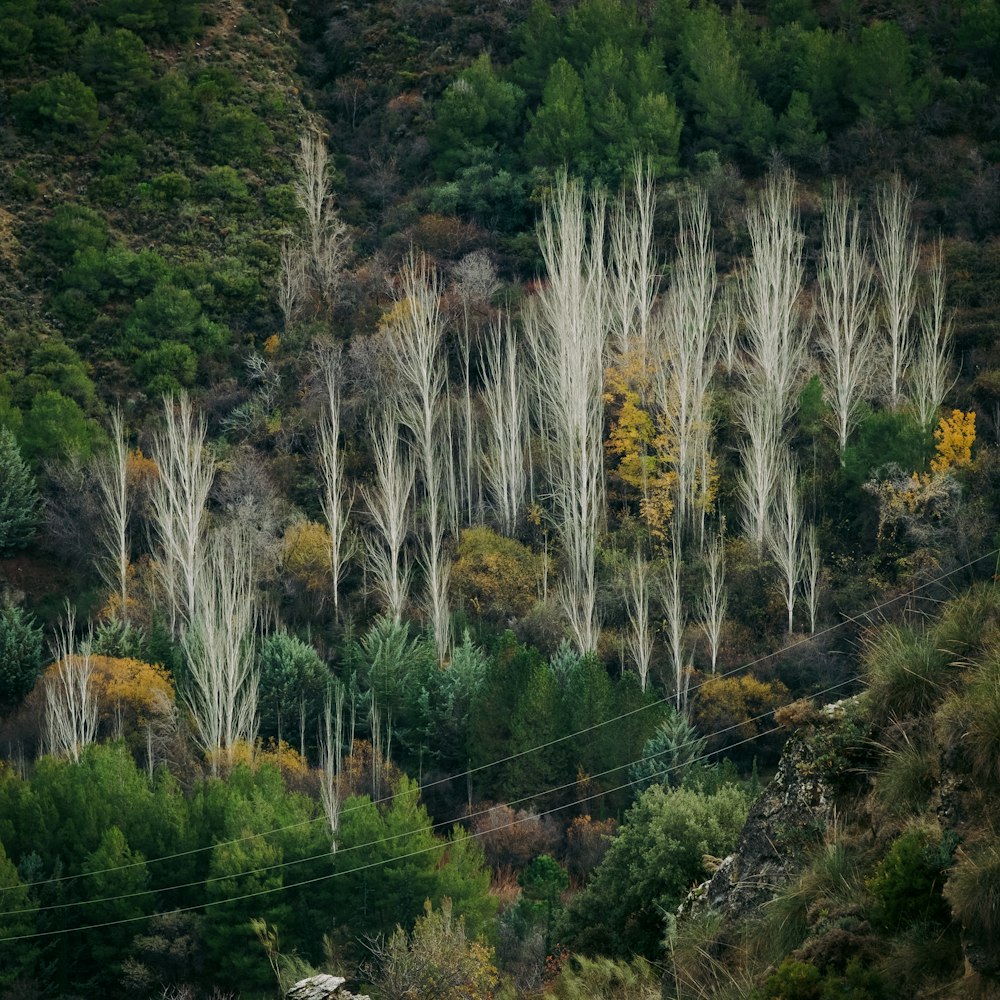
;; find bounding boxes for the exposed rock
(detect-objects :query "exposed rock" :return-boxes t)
[286,974,371,1000]
[684,701,861,925]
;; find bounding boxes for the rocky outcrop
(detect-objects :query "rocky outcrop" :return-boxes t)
[684,700,859,925]
[286,975,371,1000]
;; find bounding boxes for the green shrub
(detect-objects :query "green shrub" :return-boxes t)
[18,390,103,462]
[873,732,938,817]
[867,827,954,931]
[943,841,1000,942]
[134,341,197,393]
[197,164,250,203]
[554,955,661,1000]
[43,204,109,265]
[79,25,154,99]
[205,106,273,167]
[0,17,33,72]
[14,72,104,148]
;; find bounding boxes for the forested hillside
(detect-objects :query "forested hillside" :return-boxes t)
[0,0,999,996]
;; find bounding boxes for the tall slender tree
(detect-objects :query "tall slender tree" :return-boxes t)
[44,607,97,762]
[623,554,653,692]
[529,173,608,652]
[363,404,414,623]
[767,455,803,634]
[148,393,214,635]
[873,173,919,407]
[909,238,955,427]
[92,407,131,619]
[816,182,877,456]
[480,314,527,535]
[698,530,727,674]
[182,528,259,774]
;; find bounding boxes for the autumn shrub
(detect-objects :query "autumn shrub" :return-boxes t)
[691,672,789,764]
[563,814,616,881]
[452,526,542,620]
[87,655,175,742]
[281,520,332,594]
[466,802,561,871]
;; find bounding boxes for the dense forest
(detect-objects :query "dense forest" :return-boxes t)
[1,0,999,996]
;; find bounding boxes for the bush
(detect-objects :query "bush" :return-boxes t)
[863,624,955,724]
[15,72,104,148]
[134,341,197,394]
[205,106,273,167]
[451,526,542,620]
[79,25,154,99]
[943,841,1000,944]
[867,827,954,931]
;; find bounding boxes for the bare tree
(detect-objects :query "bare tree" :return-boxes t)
[318,349,355,611]
[873,173,919,407]
[182,528,259,774]
[45,607,97,762]
[480,314,527,534]
[92,407,130,619]
[277,237,308,331]
[802,523,822,634]
[608,157,659,360]
[623,555,654,691]
[362,404,414,623]
[293,128,350,311]
[661,544,688,710]
[767,455,803,634]
[736,171,808,548]
[654,189,718,537]
[909,238,955,427]
[319,681,346,851]
[816,182,877,456]
[529,174,608,652]
[698,530,727,674]
[148,393,214,635]
[454,250,499,525]
[387,250,451,661]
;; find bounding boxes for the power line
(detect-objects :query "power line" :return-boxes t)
[0,671,861,920]
[10,546,994,893]
[0,714,805,944]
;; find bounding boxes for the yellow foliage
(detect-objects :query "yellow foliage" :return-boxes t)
[377,297,412,334]
[604,352,677,540]
[263,333,280,355]
[931,409,975,474]
[126,448,159,491]
[282,520,332,592]
[224,739,311,783]
[451,526,542,619]
[693,673,789,743]
[88,656,175,727]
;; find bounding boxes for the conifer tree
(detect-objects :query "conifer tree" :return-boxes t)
[0,425,39,554]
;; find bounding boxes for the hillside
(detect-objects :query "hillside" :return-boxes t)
[0,0,999,997]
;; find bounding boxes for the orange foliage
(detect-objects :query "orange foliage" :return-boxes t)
[931,408,975,474]
[88,655,175,730]
[451,526,542,619]
[126,448,159,492]
[282,520,333,593]
[692,673,789,747]
[263,333,280,355]
[465,802,560,871]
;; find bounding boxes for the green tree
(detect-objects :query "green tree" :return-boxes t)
[679,5,773,165]
[0,605,43,713]
[562,783,749,958]
[257,631,330,753]
[433,54,525,176]
[18,390,103,462]
[14,72,104,148]
[777,89,827,170]
[519,854,569,953]
[0,427,39,553]
[525,58,593,170]
[849,21,929,128]
[0,842,37,988]
[510,0,563,101]
[79,25,154,99]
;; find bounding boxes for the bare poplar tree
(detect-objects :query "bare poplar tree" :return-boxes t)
[319,681,346,851]
[318,349,355,610]
[45,607,97,762]
[698,530,727,674]
[661,545,688,710]
[608,157,658,360]
[654,189,718,536]
[817,182,877,456]
[454,250,499,524]
[529,173,608,652]
[802,523,822,634]
[293,128,350,311]
[387,250,451,661]
[362,404,414,623]
[873,173,919,407]
[148,393,214,634]
[736,171,808,548]
[480,314,526,534]
[909,238,955,427]
[182,528,259,774]
[623,555,653,691]
[767,455,804,634]
[278,236,308,331]
[92,407,130,619]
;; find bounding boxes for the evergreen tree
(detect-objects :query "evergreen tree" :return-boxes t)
[0,604,43,713]
[0,426,39,553]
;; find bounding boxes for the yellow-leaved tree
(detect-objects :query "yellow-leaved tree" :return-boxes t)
[930,408,975,473]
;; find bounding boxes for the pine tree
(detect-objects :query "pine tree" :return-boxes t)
[0,426,39,553]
